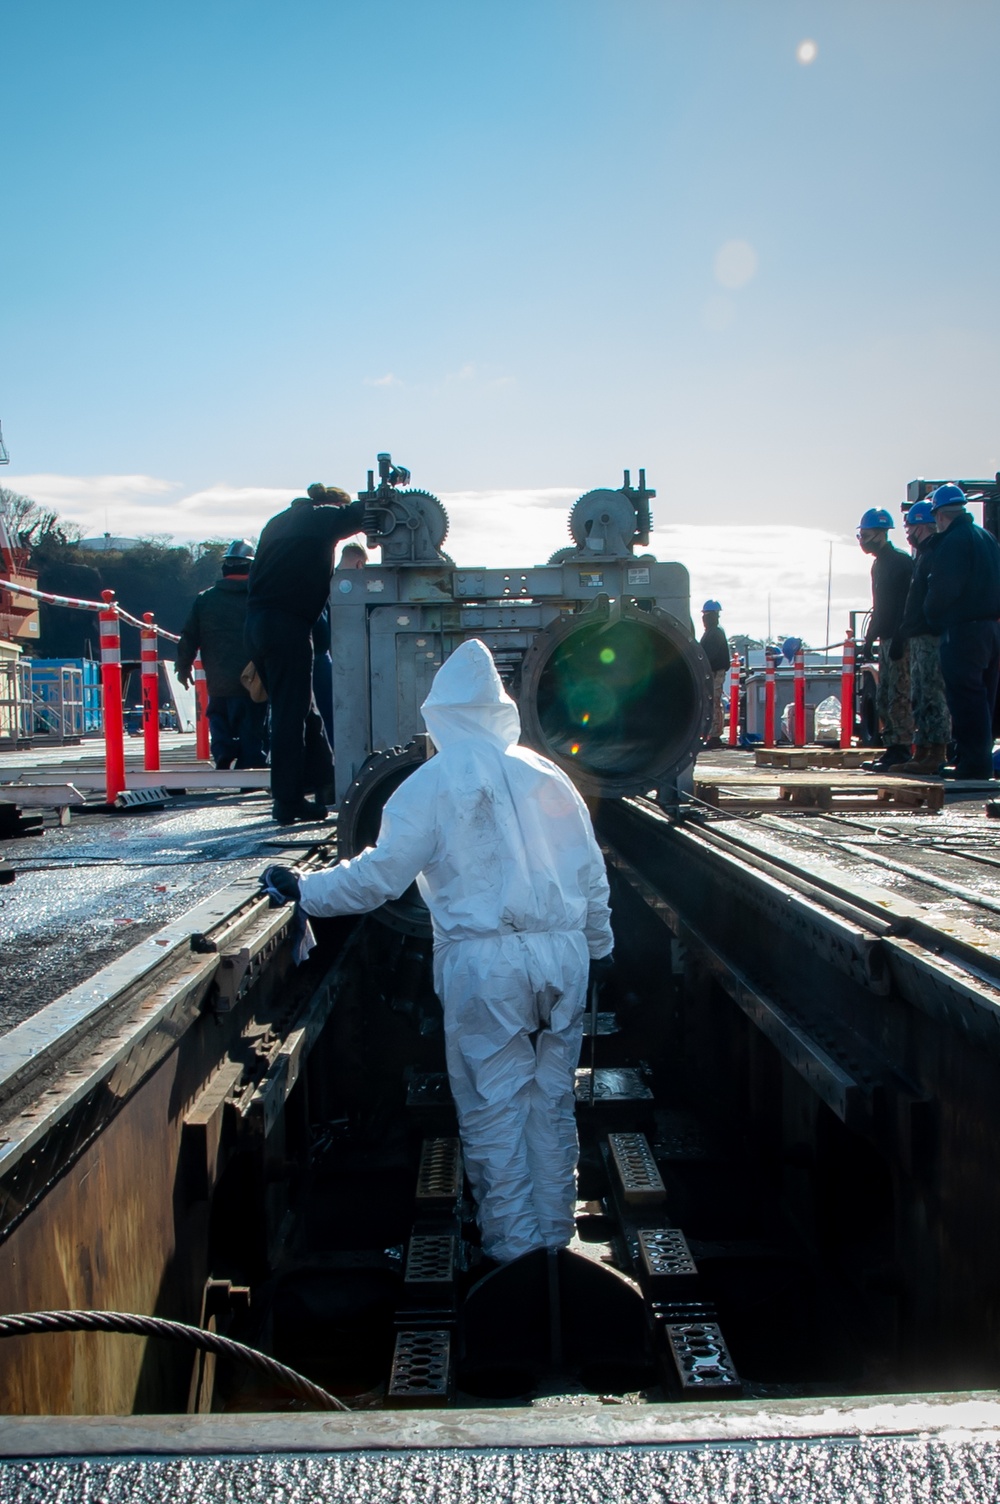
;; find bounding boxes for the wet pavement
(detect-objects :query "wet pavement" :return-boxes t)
[0,795,333,1034]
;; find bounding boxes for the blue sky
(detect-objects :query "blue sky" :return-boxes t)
[3,1,999,640]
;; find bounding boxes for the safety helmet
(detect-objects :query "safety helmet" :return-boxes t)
[929,482,967,512]
[781,636,802,662]
[904,501,935,528]
[858,508,894,531]
[702,599,722,613]
[223,538,256,563]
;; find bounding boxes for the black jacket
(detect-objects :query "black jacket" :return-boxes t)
[924,510,1000,633]
[700,624,731,672]
[176,576,252,697]
[247,497,365,626]
[899,534,941,641]
[866,542,913,645]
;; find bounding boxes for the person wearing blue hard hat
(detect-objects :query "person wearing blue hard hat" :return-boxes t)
[893,502,951,776]
[923,484,1000,780]
[700,600,730,749]
[857,507,915,771]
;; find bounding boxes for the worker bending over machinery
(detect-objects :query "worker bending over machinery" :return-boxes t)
[894,501,951,777]
[857,508,914,773]
[246,483,365,823]
[266,639,614,1265]
[176,539,267,770]
[924,483,1000,781]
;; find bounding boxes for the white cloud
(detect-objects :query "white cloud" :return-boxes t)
[363,373,401,387]
[7,471,874,643]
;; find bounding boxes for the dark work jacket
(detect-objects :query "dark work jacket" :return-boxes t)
[176,576,251,698]
[924,511,1000,633]
[867,542,913,643]
[700,624,730,672]
[247,497,365,626]
[899,534,941,641]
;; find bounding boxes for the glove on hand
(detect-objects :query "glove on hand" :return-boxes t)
[178,672,192,690]
[260,864,301,905]
[888,635,905,663]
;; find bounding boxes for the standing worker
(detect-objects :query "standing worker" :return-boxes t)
[894,501,951,776]
[176,539,267,770]
[700,600,730,750]
[923,483,1000,781]
[246,483,365,823]
[857,508,914,772]
[263,640,614,1265]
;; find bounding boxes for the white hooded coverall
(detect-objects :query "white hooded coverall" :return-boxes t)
[298,639,613,1264]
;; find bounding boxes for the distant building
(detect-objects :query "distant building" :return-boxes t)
[78,535,142,552]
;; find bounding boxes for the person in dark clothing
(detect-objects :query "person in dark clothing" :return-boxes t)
[857,508,914,772]
[176,539,267,770]
[699,599,730,749]
[245,483,365,823]
[923,483,1000,781]
[894,501,950,776]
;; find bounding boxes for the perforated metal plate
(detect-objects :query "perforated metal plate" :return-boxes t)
[608,1132,667,1204]
[665,1321,741,1395]
[405,1233,456,1286]
[388,1328,451,1405]
[639,1228,698,1284]
[415,1138,463,1207]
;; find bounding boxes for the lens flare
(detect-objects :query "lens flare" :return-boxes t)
[599,647,616,665]
[581,712,591,724]
[570,743,580,756]
[796,38,818,64]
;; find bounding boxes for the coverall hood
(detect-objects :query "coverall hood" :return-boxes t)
[421,638,521,752]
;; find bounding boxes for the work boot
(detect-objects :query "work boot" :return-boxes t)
[898,744,947,777]
[860,744,911,773]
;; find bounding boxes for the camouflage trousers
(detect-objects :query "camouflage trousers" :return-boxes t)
[710,669,727,738]
[909,633,952,745]
[876,642,915,746]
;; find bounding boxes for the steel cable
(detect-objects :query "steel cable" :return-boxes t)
[0,1309,348,1411]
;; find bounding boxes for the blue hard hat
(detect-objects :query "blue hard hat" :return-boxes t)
[781,636,802,662]
[905,501,935,527]
[858,508,894,531]
[930,482,967,511]
[702,599,722,613]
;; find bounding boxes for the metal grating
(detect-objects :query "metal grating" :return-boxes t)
[405,1233,456,1285]
[665,1322,741,1395]
[416,1137,463,1205]
[575,1066,654,1103]
[639,1228,697,1279]
[608,1132,667,1205]
[388,1328,451,1404]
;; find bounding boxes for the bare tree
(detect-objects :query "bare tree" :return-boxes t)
[0,488,81,548]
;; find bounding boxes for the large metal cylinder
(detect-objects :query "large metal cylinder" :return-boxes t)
[517,596,713,799]
[336,741,432,937]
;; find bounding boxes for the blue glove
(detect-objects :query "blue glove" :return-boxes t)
[260,865,301,905]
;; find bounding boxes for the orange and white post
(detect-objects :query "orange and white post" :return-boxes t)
[727,652,740,747]
[194,654,210,761]
[99,590,126,803]
[141,612,160,772]
[763,652,776,748]
[793,646,807,747]
[840,629,855,750]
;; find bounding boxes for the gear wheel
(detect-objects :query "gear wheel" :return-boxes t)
[568,489,639,554]
[399,489,449,550]
[547,545,580,566]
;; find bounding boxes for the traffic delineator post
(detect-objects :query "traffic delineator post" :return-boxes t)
[764,653,776,748]
[793,647,807,747]
[99,589,126,803]
[141,611,160,772]
[194,655,210,761]
[727,652,741,747]
[840,630,855,750]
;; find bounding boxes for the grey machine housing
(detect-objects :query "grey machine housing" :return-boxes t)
[328,456,713,809]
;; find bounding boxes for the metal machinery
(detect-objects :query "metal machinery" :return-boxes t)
[907,473,1000,539]
[329,454,712,815]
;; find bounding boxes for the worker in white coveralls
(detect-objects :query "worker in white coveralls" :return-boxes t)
[276,639,614,1265]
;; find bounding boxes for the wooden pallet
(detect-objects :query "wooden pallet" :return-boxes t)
[695,774,944,814]
[753,746,867,770]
